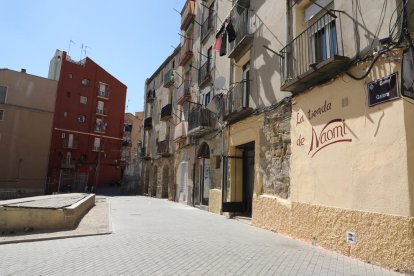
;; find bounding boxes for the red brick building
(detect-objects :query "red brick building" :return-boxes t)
[47,50,127,193]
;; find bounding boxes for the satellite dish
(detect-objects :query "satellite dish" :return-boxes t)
[213,76,226,90]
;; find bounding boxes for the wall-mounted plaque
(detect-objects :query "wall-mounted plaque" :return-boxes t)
[367,72,400,107]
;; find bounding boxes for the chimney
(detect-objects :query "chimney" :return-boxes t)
[21,69,26,73]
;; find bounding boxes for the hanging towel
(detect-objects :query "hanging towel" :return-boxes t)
[220,31,227,56]
[213,34,222,52]
[226,21,237,43]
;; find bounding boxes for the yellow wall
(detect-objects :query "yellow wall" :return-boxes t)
[290,58,411,217]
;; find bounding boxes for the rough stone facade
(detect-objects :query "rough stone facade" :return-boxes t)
[261,99,292,198]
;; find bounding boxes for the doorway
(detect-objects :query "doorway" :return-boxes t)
[222,141,255,217]
[197,143,211,207]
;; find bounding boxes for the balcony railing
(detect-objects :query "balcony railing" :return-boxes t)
[146,90,155,103]
[198,60,211,87]
[180,0,195,30]
[188,107,216,137]
[160,104,172,121]
[97,90,109,99]
[280,10,349,94]
[174,121,188,142]
[63,140,78,149]
[201,15,214,42]
[175,80,191,105]
[164,69,175,88]
[228,8,254,59]
[140,146,150,159]
[157,140,171,156]
[144,117,153,130]
[95,124,106,133]
[224,81,252,122]
[179,38,193,66]
[96,107,108,116]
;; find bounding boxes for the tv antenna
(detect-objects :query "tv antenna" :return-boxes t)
[68,40,76,56]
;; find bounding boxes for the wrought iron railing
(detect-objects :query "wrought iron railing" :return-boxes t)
[198,60,211,86]
[163,69,174,87]
[161,104,172,120]
[157,140,170,155]
[97,90,109,98]
[146,90,155,103]
[144,117,152,130]
[188,106,215,132]
[225,81,250,116]
[201,15,214,41]
[279,10,344,86]
[180,38,193,66]
[96,107,108,116]
[175,80,191,104]
[229,8,253,53]
[180,0,195,30]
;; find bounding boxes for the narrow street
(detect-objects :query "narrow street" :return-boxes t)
[0,196,401,275]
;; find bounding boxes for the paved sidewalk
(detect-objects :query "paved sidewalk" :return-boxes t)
[0,197,111,245]
[0,196,404,275]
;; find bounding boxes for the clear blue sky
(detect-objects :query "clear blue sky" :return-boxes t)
[0,0,186,113]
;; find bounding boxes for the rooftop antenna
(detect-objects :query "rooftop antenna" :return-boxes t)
[80,43,84,60]
[126,99,130,112]
[84,45,91,58]
[68,40,76,56]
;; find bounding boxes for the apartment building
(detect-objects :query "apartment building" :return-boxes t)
[0,69,57,199]
[47,50,127,193]
[121,111,143,194]
[142,0,414,271]
[142,47,180,199]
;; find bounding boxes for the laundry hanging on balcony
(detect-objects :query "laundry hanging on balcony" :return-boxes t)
[226,20,237,43]
[220,31,227,56]
[213,24,225,52]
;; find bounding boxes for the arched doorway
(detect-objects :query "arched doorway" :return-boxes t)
[152,166,158,197]
[162,165,169,198]
[197,143,211,206]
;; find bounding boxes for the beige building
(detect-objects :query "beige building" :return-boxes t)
[121,111,143,194]
[143,0,414,271]
[0,69,57,199]
[142,47,180,199]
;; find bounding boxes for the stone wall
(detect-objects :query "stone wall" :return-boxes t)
[253,196,414,272]
[261,99,292,198]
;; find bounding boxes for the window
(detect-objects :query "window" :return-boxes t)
[80,96,87,104]
[68,74,73,79]
[94,137,101,151]
[63,111,68,117]
[204,91,211,107]
[306,2,336,64]
[0,86,7,104]
[78,115,86,123]
[0,110,4,121]
[81,78,90,86]
[97,101,104,113]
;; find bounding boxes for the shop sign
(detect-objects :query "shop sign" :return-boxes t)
[367,72,400,107]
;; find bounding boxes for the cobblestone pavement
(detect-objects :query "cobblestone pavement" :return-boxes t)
[0,196,403,275]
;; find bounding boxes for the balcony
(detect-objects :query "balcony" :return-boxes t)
[92,145,102,152]
[180,0,195,31]
[96,107,108,116]
[279,10,350,94]
[179,38,193,66]
[228,9,254,59]
[201,15,214,42]
[146,90,155,103]
[198,60,211,88]
[63,140,78,149]
[94,123,106,133]
[160,104,172,121]
[144,117,153,130]
[188,107,216,137]
[97,90,109,99]
[61,159,75,169]
[163,69,175,88]
[175,80,191,105]
[157,140,171,157]
[174,121,188,142]
[224,81,253,123]
[140,146,151,159]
